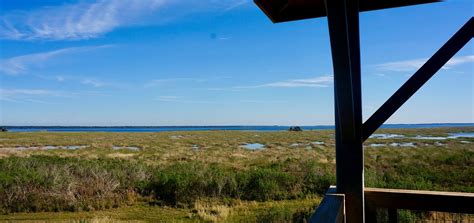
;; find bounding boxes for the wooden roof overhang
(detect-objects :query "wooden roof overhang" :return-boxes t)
[255,0,440,23]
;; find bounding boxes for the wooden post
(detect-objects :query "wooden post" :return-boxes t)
[325,0,364,222]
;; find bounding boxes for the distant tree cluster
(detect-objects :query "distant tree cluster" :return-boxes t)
[288,126,303,132]
[0,127,7,132]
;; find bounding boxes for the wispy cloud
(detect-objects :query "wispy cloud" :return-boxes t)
[36,74,124,89]
[153,96,286,104]
[222,0,248,11]
[0,88,61,103]
[23,99,61,105]
[154,96,216,104]
[145,78,205,87]
[374,55,474,72]
[155,96,182,102]
[55,75,66,82]
[0,88,106,103]
[145,76,231,88]
[236,75,334,89]
[81,79,108,87]
[1,0,249,41]
[239,100,286,104]
[210,33,232,40]
[445,55,474,67]
[0,89,60,97]
[0,45,112,75]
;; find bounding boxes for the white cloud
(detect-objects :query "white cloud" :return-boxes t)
[145,76,231,88]
[23,99,60,105]
[145,78,205,87]
[0,88,107,103]
[36,74,123,89]
[0,0,249,41]
[0,88,60,103]
[0,45,112,75]
[154,96,216,104]
[237,75,334,88]
[374,55,474,72]
[239,100,286,104]
[55,75,66,82]
[81,79,108,87]
[155,96,182,102]
[222,0,248,11]
[445,55,474,68]
[0,89,59,97]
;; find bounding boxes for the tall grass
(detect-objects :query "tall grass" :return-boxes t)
[0,156,146,213]
[1,147,472,214]
[0,156,334,213]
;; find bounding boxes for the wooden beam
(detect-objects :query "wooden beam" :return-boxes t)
[254,0,439,23]
[326,0,364,222]
[365,188,474,214]
[362,17,474,141]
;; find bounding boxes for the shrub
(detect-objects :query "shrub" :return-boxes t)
[0,156,145,213]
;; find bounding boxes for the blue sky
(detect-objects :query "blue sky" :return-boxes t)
[0,0,472,126]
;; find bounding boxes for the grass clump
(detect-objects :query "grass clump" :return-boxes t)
[193,200,231,222]
[0,156,146,213]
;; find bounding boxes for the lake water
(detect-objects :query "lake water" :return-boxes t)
[241,143,265,150]
[112,146,140,151]
[3,123,473,133]
[449,132,474,138]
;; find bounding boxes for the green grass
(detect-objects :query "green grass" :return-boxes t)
[0,127,473,221]
[0,199,321,222]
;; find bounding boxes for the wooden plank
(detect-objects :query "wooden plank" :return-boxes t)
[310,186,345,223]
[254,0,439,23]
[326,0,364,222]
[365,188,474,214]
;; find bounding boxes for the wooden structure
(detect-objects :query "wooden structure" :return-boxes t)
[254,0,474,222]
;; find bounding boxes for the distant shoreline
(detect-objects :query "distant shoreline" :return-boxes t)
[2,123,473,132]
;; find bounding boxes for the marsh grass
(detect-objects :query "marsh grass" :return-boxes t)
[0,127,473,221]
[0,156,333,214]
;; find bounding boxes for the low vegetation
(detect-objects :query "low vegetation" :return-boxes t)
[0,127,472,221]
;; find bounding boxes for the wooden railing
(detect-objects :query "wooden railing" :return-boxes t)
[365,188,474,223]
[311,186,474,222]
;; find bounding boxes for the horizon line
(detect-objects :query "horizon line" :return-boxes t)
[2,122,473,128]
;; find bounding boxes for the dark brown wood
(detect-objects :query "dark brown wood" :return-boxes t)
[310,186,345,223]
[388,209,397,223]
[254,0,439,23]
[365,202,377,223]
[365,188,474,214]
[326,0,364,221]
[362,17,474,141]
